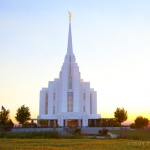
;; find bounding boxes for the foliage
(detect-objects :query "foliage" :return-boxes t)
[22,122,37,128]
[135,116,149,128]
[0,110,10,125]
[73,128,81,134]
[130,123,136,128]
[15,105,31,124]
[39,119,48,126]
[0,111,14,131]
[0,131,60,139]
[114,108,128,125]
[5,119,14,126]
[99,129,109,135]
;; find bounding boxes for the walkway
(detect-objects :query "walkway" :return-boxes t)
[108,132,118,138]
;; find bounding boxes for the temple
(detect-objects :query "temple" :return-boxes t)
[38,14,100,127]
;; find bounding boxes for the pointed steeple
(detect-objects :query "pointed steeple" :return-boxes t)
[64,12,76,64]
[67,20,73,55]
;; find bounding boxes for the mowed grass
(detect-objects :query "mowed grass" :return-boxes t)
[0,139,150,150]
[109,129,150,140]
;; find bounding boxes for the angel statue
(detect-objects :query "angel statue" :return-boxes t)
[68,11,72,20]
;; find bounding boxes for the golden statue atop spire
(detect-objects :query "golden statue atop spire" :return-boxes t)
[68,11,72,20]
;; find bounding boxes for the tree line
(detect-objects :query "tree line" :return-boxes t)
[0,105,149,128]
[114,107,149,128]
[0,105,31,126]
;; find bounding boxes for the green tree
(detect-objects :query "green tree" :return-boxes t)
[135,116,149,128]
[114,107,128,126]
[0,109,10,125]
[15,105,31,124]
[6,119,14,125]
[130,123,136,128]
[143,118,149,128]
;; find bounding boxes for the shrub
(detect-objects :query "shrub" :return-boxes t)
[0,131,60,139]
[73,128,81,134]
[99,129,109,135]
[22,123,37,128]
[130,123,136,129]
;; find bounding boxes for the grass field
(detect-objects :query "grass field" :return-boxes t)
[0,139,150,150]
[109,129,150,140]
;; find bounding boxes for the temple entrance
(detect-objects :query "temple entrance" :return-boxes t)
[63,119,80,126]
[68,120,78,126]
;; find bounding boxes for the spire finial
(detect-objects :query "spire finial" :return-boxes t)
[68,11,72,20]
[66,12,73,55]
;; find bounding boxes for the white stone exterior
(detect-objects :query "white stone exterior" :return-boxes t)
[38,20,100,126]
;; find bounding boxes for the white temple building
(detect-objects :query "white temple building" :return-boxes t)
[38,15,100,127]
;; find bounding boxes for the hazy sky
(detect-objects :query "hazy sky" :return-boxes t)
[0,0,150,124]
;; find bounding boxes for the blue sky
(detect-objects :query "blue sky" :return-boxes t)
[0,0,150,124]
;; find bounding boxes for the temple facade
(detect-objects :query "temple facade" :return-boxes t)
[38,16,100,127]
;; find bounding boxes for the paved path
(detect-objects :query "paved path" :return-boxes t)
[108,132,118,138]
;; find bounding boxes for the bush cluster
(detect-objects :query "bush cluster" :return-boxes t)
[99,129,109,136]
[73,128,81,134]
[0,131,60,139]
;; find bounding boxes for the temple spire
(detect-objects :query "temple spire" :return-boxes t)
[64,12,75,64]
[67,12,73,55]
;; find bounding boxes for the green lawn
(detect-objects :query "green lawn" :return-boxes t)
[109,129,150,140]
[0,139,150,150]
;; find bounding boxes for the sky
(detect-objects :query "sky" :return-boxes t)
[0,0,150,125]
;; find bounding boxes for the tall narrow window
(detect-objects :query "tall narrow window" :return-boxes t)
[45,93,48,114]
[68,78,72,89]
[53,106,55,114]
[68,56,72,89]
[83,106,85,112]
[53,93,55,100]
[67,92,73,112]
[90,94,92,114]
[83,93,85,100]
